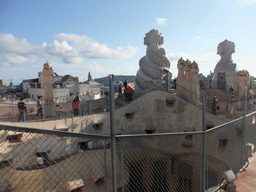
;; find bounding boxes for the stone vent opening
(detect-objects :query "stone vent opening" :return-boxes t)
[206,124,214,130]
[93,123,103,130]
[6,134,22,143]
[219,139,228,149]
[185,135,193,140]
[35,152,50,165]
[217,132,228,149]
[71,187,82,192]
[125,112,134,120]
[0,159,13,169]
[166,99,175,107]
[144,129,156,134]
[95,177,104,185]
[236,126,242,136]
[79,142,89,151]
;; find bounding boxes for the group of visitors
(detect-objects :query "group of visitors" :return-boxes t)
[119,80,134,101]
[16,80,135,121]
[17,96,43,122]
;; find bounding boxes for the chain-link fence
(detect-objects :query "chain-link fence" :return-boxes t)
[1,74,256,191]
[0,97,108,122]
[1,112,256,191]
[0,125,111,192]
[117,133,204,192]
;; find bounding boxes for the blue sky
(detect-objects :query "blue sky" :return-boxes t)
[0,0,256,85]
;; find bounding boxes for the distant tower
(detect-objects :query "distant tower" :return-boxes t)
[237,70,249,100]
[10,81,13,88]
[88,72,93,82]
[42,61,55,117]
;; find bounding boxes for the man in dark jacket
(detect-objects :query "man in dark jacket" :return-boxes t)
[18,98,26,122]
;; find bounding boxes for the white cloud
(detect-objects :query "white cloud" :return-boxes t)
[156,18,168,25]
[89,62,104,72]
[55,33,139,59]
[62,57,84,64]
[0,33,139,66]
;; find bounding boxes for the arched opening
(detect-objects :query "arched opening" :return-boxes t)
[176,163,193,192]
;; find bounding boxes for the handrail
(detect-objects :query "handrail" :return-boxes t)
[0,123,110,139]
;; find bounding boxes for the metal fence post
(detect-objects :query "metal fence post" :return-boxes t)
[240,95,247,167]
[11,95,15,122]
[109,74,117,192]
[202,93,206,191]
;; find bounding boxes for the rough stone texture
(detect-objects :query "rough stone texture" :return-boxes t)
[176,58,200,107]
[211,40,238,89]
[1,91,249,191]
[135,29,172,94]
[42,61,55,117]
[237,70,250,100]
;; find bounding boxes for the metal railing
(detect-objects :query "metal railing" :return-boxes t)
[0,75,256,191]
[0,97,108,122]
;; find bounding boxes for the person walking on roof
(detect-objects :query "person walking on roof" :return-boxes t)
[18,98,26,122]
[72,96,80,116]
[35,96,43,119]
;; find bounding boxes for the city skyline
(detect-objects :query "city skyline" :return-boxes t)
[1,0,256,85]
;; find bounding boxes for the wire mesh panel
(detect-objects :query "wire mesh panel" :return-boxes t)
[117,133,204,192]
[205,118,244,191]
[244,111,256,158]
[0,127,110,192]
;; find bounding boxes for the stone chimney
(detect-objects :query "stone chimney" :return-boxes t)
[237,70,249,100]
[176,58,200,106]
[42,61,55,117]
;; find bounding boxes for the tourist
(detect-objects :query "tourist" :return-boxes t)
[123,80,128,88]
[72,96,80,116]
[18,98,26,122]
[212,96,219,115]
[118,83,123,99]
[35,96,43,119]
[124,86,134,101]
